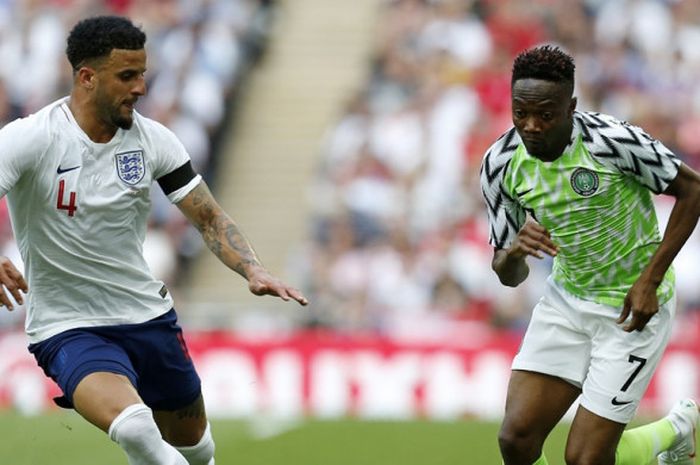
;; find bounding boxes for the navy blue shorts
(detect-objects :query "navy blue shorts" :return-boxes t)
[28,309,201,411]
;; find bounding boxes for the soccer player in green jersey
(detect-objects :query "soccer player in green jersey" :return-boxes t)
[481,45,700,465]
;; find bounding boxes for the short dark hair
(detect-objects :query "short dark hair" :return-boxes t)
[66,16,146,70]
[511,45,575,90]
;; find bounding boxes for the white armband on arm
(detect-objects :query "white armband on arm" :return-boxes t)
[168,174,202,203]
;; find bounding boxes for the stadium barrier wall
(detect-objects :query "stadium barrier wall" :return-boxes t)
[0,330,697,419]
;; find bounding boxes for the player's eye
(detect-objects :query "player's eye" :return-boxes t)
[119,71,142,81]
[542,112,553,121]
[514,109,526,119]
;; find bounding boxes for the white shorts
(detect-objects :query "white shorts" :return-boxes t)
[512,277,675,424]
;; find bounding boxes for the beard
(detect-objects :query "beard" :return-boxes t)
[96,91,135,130]
[113,112,134,130]
[111,104,135,130]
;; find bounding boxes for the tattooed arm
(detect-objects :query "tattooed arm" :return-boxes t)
[176,181,308,305]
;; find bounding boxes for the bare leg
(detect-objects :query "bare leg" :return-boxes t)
[155,394,215,464]
[73,371,189,464]
[153,394,208,446]
[72,372,142,431]
[499,370,581,465]
[565,405,625,465]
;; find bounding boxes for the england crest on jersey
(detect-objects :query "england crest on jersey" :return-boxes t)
[116,150,145,185]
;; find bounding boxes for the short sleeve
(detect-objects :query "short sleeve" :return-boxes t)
[586,114,680,194]
[145,118,202,203]
[0,118,41,197]
[480,141,526,250]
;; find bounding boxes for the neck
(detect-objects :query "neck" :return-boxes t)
[536,118,574,162]
[68,92,117,143]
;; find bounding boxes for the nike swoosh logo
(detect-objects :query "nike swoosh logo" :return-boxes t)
[516,188,533,197]
[57,165,80,174]
[611,396,633,406]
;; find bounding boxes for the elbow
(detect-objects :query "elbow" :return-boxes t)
[491,250,528,287]
[498,275,521,288]
[493,264,528,287]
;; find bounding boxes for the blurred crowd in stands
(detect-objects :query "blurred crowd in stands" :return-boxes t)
[303,0,700,339]
[0,0,272,329]
[2,0,700,341]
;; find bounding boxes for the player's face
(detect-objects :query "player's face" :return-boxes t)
[94,48,147,130]
[511,78,576,161]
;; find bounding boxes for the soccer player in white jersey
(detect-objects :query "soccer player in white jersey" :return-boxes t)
[0,16,307,465]
[481,45,700,465]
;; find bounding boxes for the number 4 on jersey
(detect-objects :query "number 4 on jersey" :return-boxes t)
[56,179,77,217]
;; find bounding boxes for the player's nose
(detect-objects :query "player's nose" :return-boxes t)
[523,116,542,134]
[132,76,146,96]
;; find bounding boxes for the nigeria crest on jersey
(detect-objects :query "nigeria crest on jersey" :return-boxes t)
[116,150,145,185]
[570,167,599,197]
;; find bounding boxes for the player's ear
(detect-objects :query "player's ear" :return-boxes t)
[569,97,577,115]
[76,66,96,90]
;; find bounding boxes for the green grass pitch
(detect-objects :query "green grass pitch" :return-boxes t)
[0,411,678,464]
[0,411,566,465]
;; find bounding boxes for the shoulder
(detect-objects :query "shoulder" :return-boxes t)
[576,111,626,132]
[130,112,188,159]
[480,127,520,186]
[131,112,191,176]
[576,111,652,152]
[0,99,62,151]
[576,111,679,191]
[132,112,178,142]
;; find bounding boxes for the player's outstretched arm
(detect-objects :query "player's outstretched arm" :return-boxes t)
[618,163,700,332]
[492,221,558,287]
[0,256,27,310]
[176,181,308,306]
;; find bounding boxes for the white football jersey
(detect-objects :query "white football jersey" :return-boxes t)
[0,97,201,343]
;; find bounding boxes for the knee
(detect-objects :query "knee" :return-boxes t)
[498,422,543,463]
[163,422,207,447]
[565,447,616,465]
[109,404,159,447]
[175,423,215,465]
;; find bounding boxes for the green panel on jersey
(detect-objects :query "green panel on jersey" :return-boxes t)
[502,134,674,307]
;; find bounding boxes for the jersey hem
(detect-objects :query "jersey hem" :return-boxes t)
[25,304,173,344]
[555,278,675,308]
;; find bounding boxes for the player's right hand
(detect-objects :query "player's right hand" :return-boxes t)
[0,256,28,310]
[509,221,559,259]
[247,266,308,306]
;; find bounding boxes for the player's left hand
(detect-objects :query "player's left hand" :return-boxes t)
[247,267,308,306]
[617,278,658,332]
[0,256,28,310]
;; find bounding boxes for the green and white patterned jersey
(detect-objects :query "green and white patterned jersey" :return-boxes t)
[480,111,681,307]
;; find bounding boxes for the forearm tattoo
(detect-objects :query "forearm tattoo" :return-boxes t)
[187,184,261,278]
